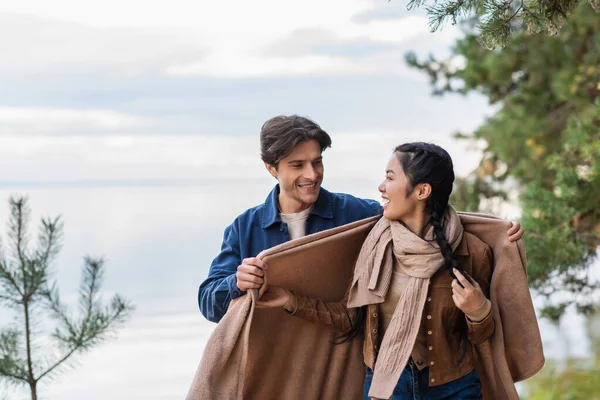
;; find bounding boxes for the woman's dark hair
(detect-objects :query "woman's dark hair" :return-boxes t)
[394,142,469,281]
[337,142,469,351]
[260,115,332,167]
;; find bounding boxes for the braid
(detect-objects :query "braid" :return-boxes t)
[430,199,471,282]
[430,199,470,351]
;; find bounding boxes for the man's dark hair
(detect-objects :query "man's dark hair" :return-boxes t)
[260,115,332,167]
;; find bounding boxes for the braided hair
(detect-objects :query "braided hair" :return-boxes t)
[395,142,470,282]
[337,142,469,346]
[395,142,470,348]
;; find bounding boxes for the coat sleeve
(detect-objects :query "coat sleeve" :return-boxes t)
[466,245,495,345]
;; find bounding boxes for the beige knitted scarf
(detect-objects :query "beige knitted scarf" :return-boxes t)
[347,207,463,400]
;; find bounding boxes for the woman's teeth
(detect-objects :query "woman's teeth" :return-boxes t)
[299,183,316,188]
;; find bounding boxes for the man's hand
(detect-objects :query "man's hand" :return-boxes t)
[236,257,267,291]
[256,286,290,308]
[507,220,524,242]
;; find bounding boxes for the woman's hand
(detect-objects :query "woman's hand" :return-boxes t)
[451,269,486,314]
[256,286,290,308]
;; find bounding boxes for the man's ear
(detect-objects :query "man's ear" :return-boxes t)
[265,162,278,179]
[416,183,432,202]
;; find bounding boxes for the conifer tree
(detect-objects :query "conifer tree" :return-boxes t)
[0,196,133,399]
[407,2,600,319]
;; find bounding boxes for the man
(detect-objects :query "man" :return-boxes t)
[198,115,522,323]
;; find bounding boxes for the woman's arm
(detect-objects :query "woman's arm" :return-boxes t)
[257,286,356,333]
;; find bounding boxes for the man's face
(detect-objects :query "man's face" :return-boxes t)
[266,139,324,212]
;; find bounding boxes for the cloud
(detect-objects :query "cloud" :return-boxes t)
[0,0,460,79]
[166,54,364,78]
[0,13,207,74]
[0,106,151,134]
[165,15,448,78]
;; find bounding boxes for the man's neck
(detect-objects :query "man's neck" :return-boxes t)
[278,194,313,214]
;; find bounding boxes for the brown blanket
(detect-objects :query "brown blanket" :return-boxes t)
[186,216,378,400]
[459,212,545,399]
[186,213,544,400]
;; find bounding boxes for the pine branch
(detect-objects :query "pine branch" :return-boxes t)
[36,217,63,271]
[35,346,78,382]
[37,257,133,382]
[7,197,30,298]
[395,0,590,47]
[42,283,76,341]
[0,328,28,384]
[0,261,23,300]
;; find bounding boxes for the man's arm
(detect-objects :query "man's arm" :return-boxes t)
[198,223,244,323]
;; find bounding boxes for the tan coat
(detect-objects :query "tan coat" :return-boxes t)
[186,213,544,400]
[292,231,496,387]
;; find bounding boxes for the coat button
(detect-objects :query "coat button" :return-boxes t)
[428,346,433,351]
[426,315,432,320]
[427,330,432,335]
[373,329,378,334]
[430,361,435,366]
[427,297,432,302]
[431,378,435,383]
[372,313,378,318]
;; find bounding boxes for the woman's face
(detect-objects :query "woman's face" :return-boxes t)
[378,153,422,221]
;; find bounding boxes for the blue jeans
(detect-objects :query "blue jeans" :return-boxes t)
[364,359,482,400]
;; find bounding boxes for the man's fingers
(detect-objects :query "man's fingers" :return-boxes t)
[238,280,262,291]
[238,264,265,277]
[508,230,523,242]
[236,271,264,284]
[244,257,268,270]
[508,221,524,242]
[507,221,519,235]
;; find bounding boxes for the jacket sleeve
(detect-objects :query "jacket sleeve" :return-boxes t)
[466,245,495,345]
[286,277,356,333]
[198,222,245,323]
[288,292,356,333]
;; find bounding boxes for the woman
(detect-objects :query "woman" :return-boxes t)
[258,142,501,399]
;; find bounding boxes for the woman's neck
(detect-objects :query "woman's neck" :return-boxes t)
[401,211,432,238]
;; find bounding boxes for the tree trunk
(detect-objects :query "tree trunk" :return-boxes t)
[24,300,36,400]
[29,380,37,400]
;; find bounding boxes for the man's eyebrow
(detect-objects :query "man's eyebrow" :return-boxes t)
[386,169,395,174]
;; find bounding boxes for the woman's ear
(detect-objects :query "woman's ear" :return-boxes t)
[416,183,433,201]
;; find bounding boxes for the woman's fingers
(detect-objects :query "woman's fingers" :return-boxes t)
[453,269,473,290]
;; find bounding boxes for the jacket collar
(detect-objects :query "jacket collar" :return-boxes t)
[455,233,469,256]
[261,185,334,229]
